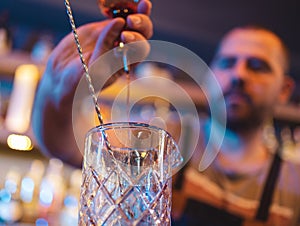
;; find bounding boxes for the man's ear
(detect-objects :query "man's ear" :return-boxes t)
[279,75,295,104]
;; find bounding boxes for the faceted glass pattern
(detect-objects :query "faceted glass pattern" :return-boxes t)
[79,122,182,225]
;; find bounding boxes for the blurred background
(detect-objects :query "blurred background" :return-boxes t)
[0,0,299,225]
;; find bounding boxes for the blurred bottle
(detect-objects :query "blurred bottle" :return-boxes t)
[262,121,278,152]
[292,127,300,163]
[60,169,82,225]
[0,11,12,55]
[31,34,53,64]
[20,159,45,222]
[38,158,66,225]
[0,81,3,128]
[281,127,295,160]
[0,167,22,223]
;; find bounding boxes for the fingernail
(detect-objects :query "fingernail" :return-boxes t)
[129,15,142,26]
[122,31,135,41]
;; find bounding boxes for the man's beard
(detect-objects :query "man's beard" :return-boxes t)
[217,88,271,133]
[226,107,266,132]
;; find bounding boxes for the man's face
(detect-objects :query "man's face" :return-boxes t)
[211,29,288,130]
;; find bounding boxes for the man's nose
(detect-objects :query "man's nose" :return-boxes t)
[230,60,247,88]
[231,61,248,87]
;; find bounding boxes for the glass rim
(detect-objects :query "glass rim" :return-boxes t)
[85,121,171,137]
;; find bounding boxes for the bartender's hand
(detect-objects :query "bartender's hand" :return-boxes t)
[32,0,153,167]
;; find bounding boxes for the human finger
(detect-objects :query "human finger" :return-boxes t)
[126,14,153,39]
[137,0,152,15]
[121,31,150,59]
[89,18,125,63]
[121,30,148,43]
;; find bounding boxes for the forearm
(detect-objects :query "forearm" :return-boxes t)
[31,0,152,168]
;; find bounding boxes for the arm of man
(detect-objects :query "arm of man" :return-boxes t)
[32,0,153,168]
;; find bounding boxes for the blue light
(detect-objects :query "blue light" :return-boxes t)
[36,218,49,226]
[39,187,53,206]
[20,177,35,202]
[4,179,17,194]
[0,189,11,203]
[64,195,78,207]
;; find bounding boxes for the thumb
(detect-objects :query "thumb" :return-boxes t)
[90,18,125,63]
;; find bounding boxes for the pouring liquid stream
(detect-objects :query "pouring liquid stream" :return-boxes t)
[104,0,138,122]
